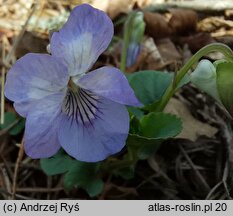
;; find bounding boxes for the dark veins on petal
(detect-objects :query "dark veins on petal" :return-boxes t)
[62,88,101,126]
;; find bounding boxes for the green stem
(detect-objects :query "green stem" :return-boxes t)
[120,12,140,72]
[120,19,131,72]
[155,43,233,112]
[175,43,233,85]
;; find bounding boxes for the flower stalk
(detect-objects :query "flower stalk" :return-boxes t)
[154,43,233,112]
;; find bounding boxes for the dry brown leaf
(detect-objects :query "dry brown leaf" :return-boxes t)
[164,98,218,141]
[144,9,197,40]
[198,16,233,37]
[198,16,233,32]
[15,32,48,58]
[144,12,171,40]
[138,37,166,70]
[156,38,182,66]
[211,29,233,37]
[225,9,233,19]
[215,36,233,47]
[179,33,215,53]
[168,9,198,35]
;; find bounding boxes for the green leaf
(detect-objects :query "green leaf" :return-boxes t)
[64,161,102,197]
[127,113,182,160]
[0,112,25,135]
[127,134,161,160]
[40,150,74,175]
[128,70,173,106]
[129,115,141,134]
[64,162,100,190]
[216,62,233,117]
[128,107,144,119]
[113,164,135,180]
[112,112,182,179]
[213,59,227,67]
[40,150,103,197]
[85,179,104,197]
[140,112,182,139]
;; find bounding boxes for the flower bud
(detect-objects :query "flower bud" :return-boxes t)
[191,59,233,118]
[190,59,220,102]
[124,11,145,67]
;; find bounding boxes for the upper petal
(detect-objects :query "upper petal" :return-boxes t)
[24,93,64,158]
[58,97,129,162]
[50,4,113,76]
[77,66,142,106]
[4,53,69,117]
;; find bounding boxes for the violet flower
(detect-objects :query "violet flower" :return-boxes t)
[4,4,141,162]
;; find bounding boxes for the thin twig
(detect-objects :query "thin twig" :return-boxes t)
[136,173,158,189]
[12,139,24,199]
[0,188,34,200]
[0,166,12,199]
[1,37,6,124]
[205,181,222,200]
[16,187,64,193]
[0,162,40,170]
[4,2,37,64]
[179,144,211,192]
[0,154,14,180]
[0,59,10,70]
[47,177,52,200]
[18,172,33,186]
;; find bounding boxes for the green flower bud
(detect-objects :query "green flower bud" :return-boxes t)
[191,59,233,118]
[190,59,220,102]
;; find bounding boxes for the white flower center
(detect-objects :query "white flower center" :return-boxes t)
[71,72,86,84]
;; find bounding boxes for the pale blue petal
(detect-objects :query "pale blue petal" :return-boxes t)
[126,43,140,67]
[24,93,64,158]
[13,101,37,117]
[5,53,69,117]
[50,4,113,76]
[77,66,142,106]
[58,97,129,162]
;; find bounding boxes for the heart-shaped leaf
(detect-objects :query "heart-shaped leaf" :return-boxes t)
[40,150,73,175]
[40,150,103,197]
[127,134,161,160]
[140,112,182,139]
[128,70,173,106]
[127,112,182,160]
